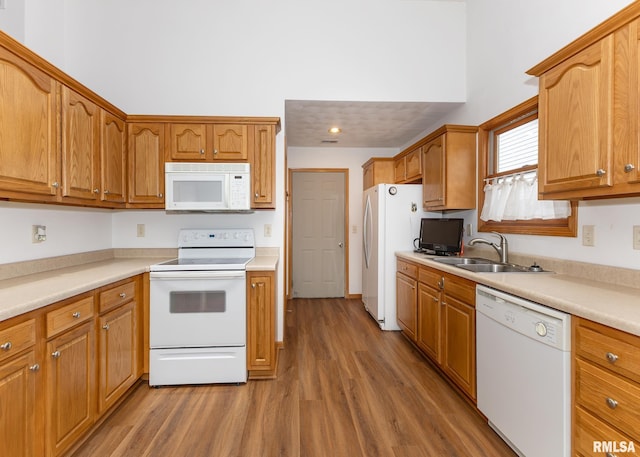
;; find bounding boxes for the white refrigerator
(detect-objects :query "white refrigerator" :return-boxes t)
[362,183,427,330]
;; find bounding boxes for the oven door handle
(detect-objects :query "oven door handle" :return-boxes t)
[150,271,246,280]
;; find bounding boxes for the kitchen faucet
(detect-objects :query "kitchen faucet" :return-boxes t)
[468,232,509,263]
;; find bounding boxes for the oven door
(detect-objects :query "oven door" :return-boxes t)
[150,270,246,348]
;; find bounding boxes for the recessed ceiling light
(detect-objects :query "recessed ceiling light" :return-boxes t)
[328,127,342,134]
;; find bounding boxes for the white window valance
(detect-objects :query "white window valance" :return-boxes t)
[480,173,571,222]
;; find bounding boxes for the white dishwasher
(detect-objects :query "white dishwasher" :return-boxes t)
[476,285,571,457]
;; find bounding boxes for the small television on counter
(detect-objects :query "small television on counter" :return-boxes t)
[418,218,464,256]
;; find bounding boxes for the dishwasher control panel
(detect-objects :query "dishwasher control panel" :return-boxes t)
[476,285,570,351]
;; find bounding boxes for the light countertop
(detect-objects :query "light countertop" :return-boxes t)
[397,251,640,337]
[0,253,279,322]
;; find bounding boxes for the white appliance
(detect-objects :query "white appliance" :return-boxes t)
[149,228,255,386]
[164,162,251,212]
[476,285,571,457]
[362,184,426,330]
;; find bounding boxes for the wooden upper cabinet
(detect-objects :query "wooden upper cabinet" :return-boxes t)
[422,126,477,211]
[169,123,207,161]
[362,158,394,190]
[211,124,248,160]
[395,147,422,183]
[100,111,127,204]
[0,47,59,199]
[61,86,101,202]
[528,6,640,200]
[251,124,275,208]
[127,123,165,206]
[537,36,614,195]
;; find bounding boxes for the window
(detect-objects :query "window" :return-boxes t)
[477,96,577,237]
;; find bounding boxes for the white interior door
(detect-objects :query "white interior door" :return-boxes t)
[291,171,346,298]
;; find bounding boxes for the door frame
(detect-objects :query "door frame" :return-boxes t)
[286,168,349,300]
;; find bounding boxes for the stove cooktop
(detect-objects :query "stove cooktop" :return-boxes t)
[150,257,253,271]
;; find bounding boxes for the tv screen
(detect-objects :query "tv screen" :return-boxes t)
[419,218,464,256]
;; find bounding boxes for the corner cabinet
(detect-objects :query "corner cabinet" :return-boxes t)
[422,125,477,211]
[528,6,640,199]
[247,270,278,378]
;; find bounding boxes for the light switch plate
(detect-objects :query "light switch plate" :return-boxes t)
[582,225,595,247]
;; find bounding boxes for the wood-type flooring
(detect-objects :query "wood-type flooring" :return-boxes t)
[72,298,516,457]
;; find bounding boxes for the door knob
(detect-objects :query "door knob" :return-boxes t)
[338,242,344,247]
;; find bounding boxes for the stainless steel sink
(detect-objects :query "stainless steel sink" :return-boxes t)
[456,263,534,273]
[431,257,494,265]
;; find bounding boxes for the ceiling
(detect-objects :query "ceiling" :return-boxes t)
[284,100,464,149]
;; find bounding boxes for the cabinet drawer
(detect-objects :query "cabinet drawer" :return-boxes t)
[443,275,475,305]
[0,319,36,363]
[46,295,95,338]
[574,406,639,456]
[575,358,640,439]
[418,266,442,289]
[397,259,417,279]
[575,318,640,384]
[99,279,136,314]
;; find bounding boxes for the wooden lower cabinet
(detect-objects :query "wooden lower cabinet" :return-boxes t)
[247,270,278,378]
[397,258,477,401]
[46,321,96,457]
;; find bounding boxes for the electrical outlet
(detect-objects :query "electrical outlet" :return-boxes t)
[633,225,640,250]
[136,224,145,237]
[32,225,46,243]
[582,225,595,247]
[264,224,272,237]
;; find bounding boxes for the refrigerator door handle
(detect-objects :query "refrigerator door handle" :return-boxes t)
[363,194,372,268]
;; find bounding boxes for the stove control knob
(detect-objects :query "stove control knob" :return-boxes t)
[535,322,548,337]
[223,232,229,239]
[234,232,239,239]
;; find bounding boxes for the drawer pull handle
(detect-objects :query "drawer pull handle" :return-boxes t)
[51,351,61,359]
[606,397,618,409]
[102,324,110,330]
[0,342,12,351]
[29,364,40,372]
[605,352,618,363]
[119,292,126,298]
[72,311,81,318]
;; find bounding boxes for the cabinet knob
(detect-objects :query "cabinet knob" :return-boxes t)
[93,188,100,194]
[252,283,256,288]
[605,397,618,409]
[255,192,259,198]
[52,181,60,189]
[29,363,40,372]
[213,149,218,155]
[158,193,163,198]
[624,163,635,173]
[200,149,205,155]
[596,168,607,177]
[606,453,617,457]
[51,351,61,358]
[0,342,12,351]
[119,292,126,298]
[72,311,81,318]
[433,297,439,303]
[606,352,618,363]
[104,190,110,195]
[102,324,110,330]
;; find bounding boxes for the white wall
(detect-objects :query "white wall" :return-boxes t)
[287,146,397,295]
[0,0,25,41]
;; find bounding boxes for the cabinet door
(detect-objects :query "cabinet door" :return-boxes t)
[394,156,406,182]
[442,295,475,399]
[98,302,137,414]
[396,273,417,341]
[0,351,38,457]
[127,123,165,205]
[100,111,126,204]
[251,124,275,208]
[405,147,422,182]
[422,136,445,208]
[169,123,207,161]
[0,47,59,198]
[538,35,614,195]
[61,86,101,202]
[247,271,275,373]
[417,283,441,363]
[46,322,95,457]
[210,124,248,160]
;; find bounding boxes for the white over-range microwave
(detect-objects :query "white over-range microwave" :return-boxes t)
[165,162,251,212]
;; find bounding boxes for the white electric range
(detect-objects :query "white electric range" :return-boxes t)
[149,228,255,386]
